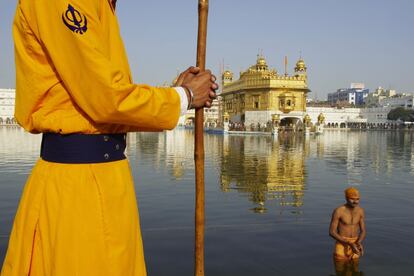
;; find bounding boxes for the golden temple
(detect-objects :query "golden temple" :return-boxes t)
[220,55,310,128]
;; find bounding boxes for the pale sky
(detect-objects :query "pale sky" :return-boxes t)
[1,0,413,99]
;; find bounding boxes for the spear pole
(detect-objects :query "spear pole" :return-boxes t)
[195,0,208,275]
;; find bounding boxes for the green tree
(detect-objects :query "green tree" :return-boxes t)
[387,107,414,122]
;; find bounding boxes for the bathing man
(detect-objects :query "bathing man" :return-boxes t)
[329,187,366,261]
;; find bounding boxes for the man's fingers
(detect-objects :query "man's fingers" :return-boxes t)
[359,244,364,256]
[189,66,200,74]
[198,70,213,78]
[184,66,200,76]
[175,72,185,86]
[182,67,219,109]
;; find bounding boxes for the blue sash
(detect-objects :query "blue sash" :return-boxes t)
[41,133,127,163]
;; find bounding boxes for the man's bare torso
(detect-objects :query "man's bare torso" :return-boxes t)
[335,205,363,238]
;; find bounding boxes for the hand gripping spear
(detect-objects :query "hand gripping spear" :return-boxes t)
[195,1,208,275]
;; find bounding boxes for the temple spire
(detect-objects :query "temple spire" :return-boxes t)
[284,56,288,76]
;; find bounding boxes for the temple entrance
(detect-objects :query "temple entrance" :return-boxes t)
[280,117,303,131]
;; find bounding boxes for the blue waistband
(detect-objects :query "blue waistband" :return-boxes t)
[40,133,127,164]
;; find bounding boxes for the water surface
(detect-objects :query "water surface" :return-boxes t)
[1,127,413,275]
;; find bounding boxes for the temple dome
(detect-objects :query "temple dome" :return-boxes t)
[295,58,306,71]
[257,56,267,66]
[255,55,268,71]
[222,70,233,83]
[223,70,233,78]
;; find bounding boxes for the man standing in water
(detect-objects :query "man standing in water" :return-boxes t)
[329,187,366,262]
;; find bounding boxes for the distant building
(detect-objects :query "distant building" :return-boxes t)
[360,107,392,124]
[328,84,369,106]
[307,107,362,128]
[350,83,365,89]
[365,87,396,107]
[306,106,391,128]
[379,94,414,109]
[0,88,16,125]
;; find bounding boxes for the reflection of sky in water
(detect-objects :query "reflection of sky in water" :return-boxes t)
[1,128,414,275]
[0,128,41,174]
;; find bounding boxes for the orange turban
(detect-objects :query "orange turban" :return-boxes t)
[345,187,360,199]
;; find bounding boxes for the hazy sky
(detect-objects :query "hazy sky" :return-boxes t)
[1,0,413,99]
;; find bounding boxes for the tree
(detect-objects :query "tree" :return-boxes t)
[387,107,414,122]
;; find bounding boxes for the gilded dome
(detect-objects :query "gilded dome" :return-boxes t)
[257,56,267,66]
[295,58,306,69]
[223,70,233,78]
[222,70,233,84]
[255,55,268,71]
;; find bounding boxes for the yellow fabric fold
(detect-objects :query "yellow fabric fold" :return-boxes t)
[1,159,147,276]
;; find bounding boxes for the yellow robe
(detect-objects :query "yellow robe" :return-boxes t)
[2,0,180,275]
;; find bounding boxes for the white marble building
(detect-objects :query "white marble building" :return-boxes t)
[306,107,362,127]
[306,106,392,127]
[0,88,16,125]
[359,107,392,125]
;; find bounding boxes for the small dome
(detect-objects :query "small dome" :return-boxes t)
[295,58,306,70]
[223,70,233,78]
[222,70,233,84]
[255,55,268,71]
[257,56,267,66]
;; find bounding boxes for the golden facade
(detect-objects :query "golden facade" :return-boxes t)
[221,55,309,123]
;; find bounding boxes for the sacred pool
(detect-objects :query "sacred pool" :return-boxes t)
[1,127,413,275]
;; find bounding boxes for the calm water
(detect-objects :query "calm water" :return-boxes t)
[1,127,414,275]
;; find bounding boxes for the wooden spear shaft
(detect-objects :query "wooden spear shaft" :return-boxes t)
[195,1,208,275]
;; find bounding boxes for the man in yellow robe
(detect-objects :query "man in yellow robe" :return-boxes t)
[1,0,217,275]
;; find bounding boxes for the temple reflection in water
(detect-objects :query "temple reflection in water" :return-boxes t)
[221,134,308,212]
[131,131,308,212]
[128,130,414,213]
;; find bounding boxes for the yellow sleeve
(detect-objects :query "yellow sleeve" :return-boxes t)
[20,0,180,130]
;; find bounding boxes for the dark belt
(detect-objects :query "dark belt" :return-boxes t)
[40,133,127,164]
